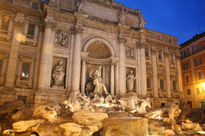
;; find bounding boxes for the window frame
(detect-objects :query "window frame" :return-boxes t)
[197,71,203,80]
[194,45,199,53]
[145,48,150,58]
[0,52,8,86]
[185,74,190,83]
[16,55,35,88]
[187,89,191,95]
[0,15,10,31]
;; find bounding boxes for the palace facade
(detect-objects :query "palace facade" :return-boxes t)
[0,0,182,107]
[180,32,205,108]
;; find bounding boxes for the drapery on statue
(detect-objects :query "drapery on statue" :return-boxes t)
[89,66,108,97]
[126,70,136,92]
[52,60,65,88]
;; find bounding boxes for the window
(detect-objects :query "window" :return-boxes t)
[197,71,202,80]
[184,50,187,57]
[0,15,10,31]
[147,78,151,89]
[183,62,189,70]
[187,89,191,95]
[20,62,30,81]
[194,45,199,53]
[195,58,202,66]
[32,2,38,9]
[27,23,35,38]
[157,35,160,40]
[161,103,166,107]
[145,48,149,57]
[169,39,172,43]
[185,75,190,83]
[187,101,192,108]
[172,80,177,90]
[158,51,162,60]
[197,88,200,94]
[171,54,175,63]
[160,79,165,90]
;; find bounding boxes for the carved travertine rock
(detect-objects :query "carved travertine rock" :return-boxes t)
[12,119,45,133]
[59,123,82,136]
[102,117,148,136]
[72,110,108,126]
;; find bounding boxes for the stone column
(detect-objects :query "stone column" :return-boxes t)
[102,66,106,83]
[176,54,183,92]
[71,27,83,91]
[165,52,171,98]
[5,13,24,87]
[80,52,88,94]
[38,19,55,89]
[151,47,158,97]
[81,61,86,93]
[110,63,115,95]
[118,38,126,95]
[139,44,147,97]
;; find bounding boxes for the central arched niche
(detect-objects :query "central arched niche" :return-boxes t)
[84,40,113,94]
[87,41,112,59]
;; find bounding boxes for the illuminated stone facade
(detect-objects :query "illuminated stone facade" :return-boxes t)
[180,32,205,108]
[0,0,182,107]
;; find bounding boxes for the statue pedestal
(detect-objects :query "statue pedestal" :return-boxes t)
[102,117,148,136]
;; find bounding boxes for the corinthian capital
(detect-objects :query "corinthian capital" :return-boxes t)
[118,37,127,44]
[71,27,83,35]
[45,17,56,28]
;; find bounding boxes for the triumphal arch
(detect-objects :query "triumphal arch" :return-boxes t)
[0,0,182,107]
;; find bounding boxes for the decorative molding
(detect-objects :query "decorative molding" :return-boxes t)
[125,45,135,59]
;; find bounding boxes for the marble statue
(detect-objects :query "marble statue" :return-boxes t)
[52,61,65,88]
[89,66,108,97]
[126,70,136,92]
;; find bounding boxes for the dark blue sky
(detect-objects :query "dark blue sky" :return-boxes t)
[115,0,205,44]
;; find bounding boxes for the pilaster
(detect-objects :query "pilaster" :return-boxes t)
[176,53,183,92]
[138,43,147,97]
[164,51,171,98]
[5,13,24,88]
[118,37,126,95]
[151,47,158,97]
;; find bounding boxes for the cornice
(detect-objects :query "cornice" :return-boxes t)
[0,2,41,18]
[146,37,179,49]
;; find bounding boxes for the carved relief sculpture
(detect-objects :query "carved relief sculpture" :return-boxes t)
[126,70,136,92]
[52,60,65,88]
[126,46,135,59]
[48,0,56,6]
[55,30,69,47]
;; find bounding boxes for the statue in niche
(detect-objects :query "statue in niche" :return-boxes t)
[55,30,69,47]
[126,70,136,92]
[52,60,65,88]
[88,66,108,97]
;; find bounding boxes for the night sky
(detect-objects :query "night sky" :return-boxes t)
[115,0,205,44]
